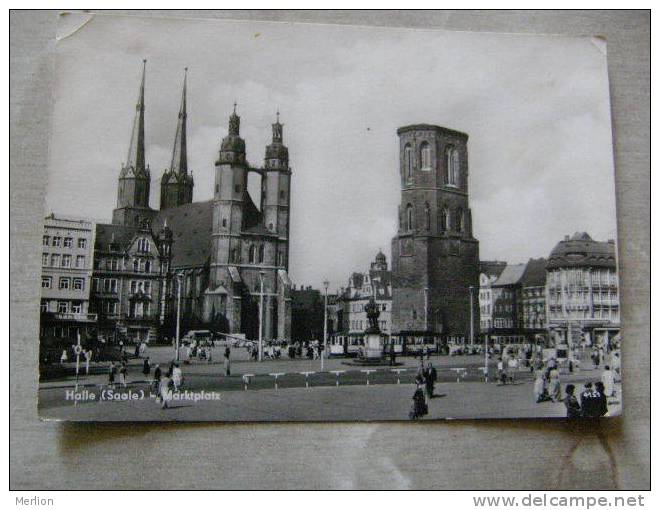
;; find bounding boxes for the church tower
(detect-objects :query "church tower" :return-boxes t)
[160,68,194,210]
[262,112,291,270]
[113,60,156,227]
[391,124,480,347]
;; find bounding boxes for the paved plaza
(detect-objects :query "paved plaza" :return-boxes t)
[38,347,621,421]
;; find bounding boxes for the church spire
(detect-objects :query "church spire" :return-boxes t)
[169,67,188,175]
[125,59,146,173]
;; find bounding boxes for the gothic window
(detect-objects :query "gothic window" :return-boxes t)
[145,260,151,273]
[406,204,414,232]
[248,245,256,264]
[456,208,464,233]
[420,142,431,171]
[424,202,431,230]
[222,218,227,228]
[404,144,413,181]
[440,206,449,232]
[445,146,459,186]
[258,245,265,264]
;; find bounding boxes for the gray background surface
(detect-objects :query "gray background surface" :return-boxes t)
[10,10,650,490]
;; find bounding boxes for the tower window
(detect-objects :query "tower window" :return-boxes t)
[404,144,413,181]
[424,202,431,230]
[420,142,431,171]
[248,245,256,264]
[215,184,219,193]
[222,218,227,228]
[440,206,449,232]
[456,208,465,233]
[406,203,414,232]
[445,146,459,186]
[258,245,265,264]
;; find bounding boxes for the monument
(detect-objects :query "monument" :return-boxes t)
[363,295,385,359]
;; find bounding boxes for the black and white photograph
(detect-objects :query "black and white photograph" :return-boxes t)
[37,12,623,422]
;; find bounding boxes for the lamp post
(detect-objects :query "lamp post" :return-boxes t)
[175,272,183,362]
[322,279,329,371]
[258,270,265,362]
[469,285,475,346]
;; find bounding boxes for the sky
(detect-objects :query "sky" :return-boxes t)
[47,13,617,292]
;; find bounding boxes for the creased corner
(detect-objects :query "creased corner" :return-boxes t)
[590,35,608,56]
[56,12,94,42]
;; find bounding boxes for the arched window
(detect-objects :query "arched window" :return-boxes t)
[424,202,431,230]
[456,208,464,233]
[420,142,431,171]
[440,206,449,232]
[144,260,151,273]
[404,144,413,181]
[258,245,265,264]
[406,204,414,231]
[248,245,256,263]
[445,146,459,186]
[133,259,139,272]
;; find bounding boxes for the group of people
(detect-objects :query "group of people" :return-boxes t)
[564,381,609,418]
[107,361,129,388]
[409,362,438,420]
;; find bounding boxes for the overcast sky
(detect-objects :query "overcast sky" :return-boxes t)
[47,14,617,292]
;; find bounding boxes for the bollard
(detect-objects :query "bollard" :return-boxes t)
[300,371,314,388]
[269,372,285,391]
[242,374,254,391]
[330,370,346,387]
[392,368,407,384]
[361,369,376,386]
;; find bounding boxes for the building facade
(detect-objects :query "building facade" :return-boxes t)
[390,124,480,348]
[545,232,620,349]
[489,263,526,345]
[478,261,507,336]
[519,258,548,344]
[40,215,96,342]
[100,61,292,343]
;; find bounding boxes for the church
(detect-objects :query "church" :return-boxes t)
[92,61,292,343]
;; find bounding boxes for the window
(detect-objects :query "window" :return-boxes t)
[424,202,431,230]
[104,301,118,315]
[137,238,150,253]
[133,259,139,272]
[103,278,117,293]
[280,190,285,200]
[445,146,459,186]
[61,255,71,268]
[440,206,449,232]
[134,302,144,318]
[59,277,70,290]
[71,301,82,314]
[258,245,265,264]
[50,254,60,266]
[456,208,464,233]
[420,142,431,171]
[130,281,137,294]
[42,235,50,246]
[93,278,100,292]
[144,260,151,273]
[76,255,85,268]
[58,301,69,313]
[63,237,73,248]
[41,276,52,289]
[144,281,151,294]
[249,245,256,264]
[40,300,49,313]
[404,144,413,181]
[42,253,49,266]
[73,278,84,291]
[77,238,87,249]
[52,236,62,247]
[406,204,414,231]
[222,218,227,228]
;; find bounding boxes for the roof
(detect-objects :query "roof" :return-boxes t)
[520,258,547,287]
[493,263,526,287]
[479,260,507,279]
[396,124,468,139]
[151,200,213,268]
[95,223,147,252]
[547,232,617,270]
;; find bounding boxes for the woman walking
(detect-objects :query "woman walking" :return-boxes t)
[410,383,428,420]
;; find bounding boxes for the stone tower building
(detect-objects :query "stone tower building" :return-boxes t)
[160,69,194,210]
[391,124,480,346]
[207,107,292,341]
[112,60,157,228]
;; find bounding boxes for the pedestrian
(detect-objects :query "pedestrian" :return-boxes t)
[172,363,183,390]
[564,384,581,418]
[497,357,507,385]
[594,381,609,416]
[159,375,173,409]
[410,383,428,420]
[142,357,151,378]
[611,352,622,382]
[224,347,231,376]
[108,362,116,388]
[134,342,140,358]
[425,362,437,399]
[533,370,546,403]
[580,382,597,417]
[152,364,161,391]
[547,367,561,402]
[591,348,600,368]
[119,362,128,388]
[60,349,68,364]
[389,344,396,367]
[139,341,147,358]
[118,339,124,353]
[507,356,518,383]
[601,365,615,397]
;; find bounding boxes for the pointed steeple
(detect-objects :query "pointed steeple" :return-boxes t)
[169,67,188,175]
[125,59,147,174]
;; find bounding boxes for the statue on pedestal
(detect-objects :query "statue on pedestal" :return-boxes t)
[364,295,381,334]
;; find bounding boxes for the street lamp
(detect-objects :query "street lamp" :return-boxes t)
[469,285,475,346]
[322,279,329,371]
[258,270,265,362]
[175,271,183,362]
